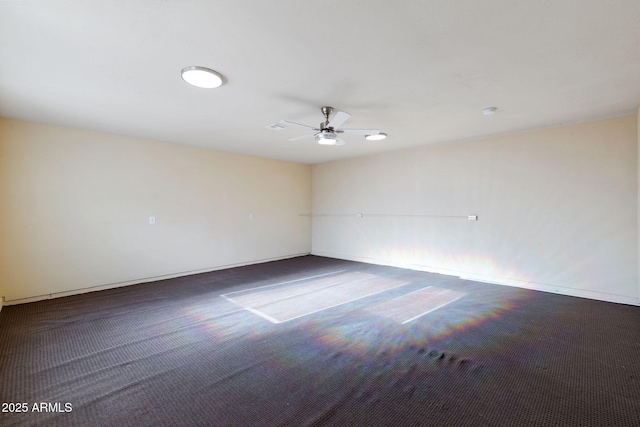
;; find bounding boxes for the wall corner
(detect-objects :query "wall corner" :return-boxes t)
[637,107,640,300]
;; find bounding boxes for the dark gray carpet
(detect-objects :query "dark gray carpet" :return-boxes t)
[1,255,639,426]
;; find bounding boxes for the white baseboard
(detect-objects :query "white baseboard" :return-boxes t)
[2,252,311,306]
[312,250,640,306]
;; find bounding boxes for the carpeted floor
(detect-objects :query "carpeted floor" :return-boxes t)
[1,255,639,426]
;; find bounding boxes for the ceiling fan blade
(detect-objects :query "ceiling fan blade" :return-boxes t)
[288,133,316,142]
[337,128,380,135]
[281,120,319,130]
[327,111,351,129]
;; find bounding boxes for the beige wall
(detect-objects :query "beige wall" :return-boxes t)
[2,115,637,306]
[312,116,639,305]
[0,119,311,303]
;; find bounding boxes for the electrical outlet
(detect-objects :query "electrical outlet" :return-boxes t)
[149,216,156,225]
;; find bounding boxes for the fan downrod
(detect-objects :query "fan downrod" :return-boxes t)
[321,106,334,128]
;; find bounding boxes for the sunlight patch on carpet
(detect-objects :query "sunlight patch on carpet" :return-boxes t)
[366,286,466,324]
[221,272,409,323]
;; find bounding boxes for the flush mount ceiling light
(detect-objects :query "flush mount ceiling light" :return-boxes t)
[181,66,223,88]
[365,132,387,141]
[482,107,498,115]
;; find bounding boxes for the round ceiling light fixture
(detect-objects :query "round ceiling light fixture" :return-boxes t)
[315,132,344,146]
[365,132,387,141]
[482,106,498,115]
[181,66,223,89]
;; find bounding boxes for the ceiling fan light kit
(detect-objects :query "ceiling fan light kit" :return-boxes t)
[281,106,384,146]
[316,133,343,145]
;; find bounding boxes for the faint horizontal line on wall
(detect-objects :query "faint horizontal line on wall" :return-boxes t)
[310,213,468,218]
[309,213,359,217]
[363,214,467,218]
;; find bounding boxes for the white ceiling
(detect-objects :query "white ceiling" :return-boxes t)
[1,0,639,164]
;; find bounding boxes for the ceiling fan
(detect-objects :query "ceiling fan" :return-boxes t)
[281,106,381,146]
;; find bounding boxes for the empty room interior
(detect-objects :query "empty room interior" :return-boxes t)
[1,1,639,426]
